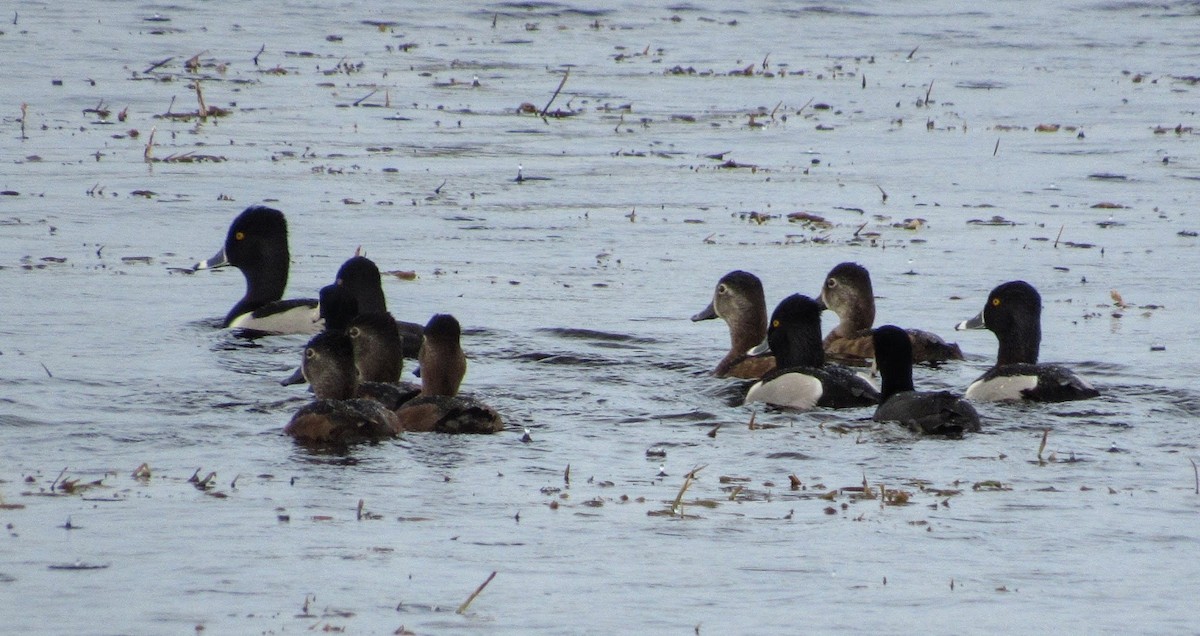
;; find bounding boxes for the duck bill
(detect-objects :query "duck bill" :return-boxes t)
[194,246,229,271]
[691,302,717,322]
[279,367,307,386]
[955,310,986,331]
[814,295,828,311]
[747,336,771,357]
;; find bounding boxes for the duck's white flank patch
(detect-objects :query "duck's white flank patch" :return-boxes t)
[965,374,1038,402]
[745,373,823,410]
[229,305,321,335]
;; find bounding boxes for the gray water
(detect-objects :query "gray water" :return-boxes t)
[2,1,1199,633]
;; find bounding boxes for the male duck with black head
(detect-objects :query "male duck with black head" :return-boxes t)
[956,280,1100,402]
[194,205,320,335]
[284,330,401,443]
[333,255,423,358]
[393,314,504,434]
[817,262,962,364]
[744,294,880,410]
[872,325,981,437]
[692,270,776,379]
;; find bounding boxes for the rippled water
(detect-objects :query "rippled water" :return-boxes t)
[2,1,1199,633]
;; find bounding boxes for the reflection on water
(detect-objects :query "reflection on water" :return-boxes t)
[1,0,1199,633]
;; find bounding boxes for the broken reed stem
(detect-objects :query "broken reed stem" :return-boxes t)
[195,81,207,121]
[540,68,569,117]
[671,473,694,516]
[20,103,28,140]
[1053,224,1064,248]
[456,571,497,614]
[924,79,934,106]
[993,138,1000,156]
[1191,458,1198,495]
[1037,429,1049,464]
[144,126,156,161]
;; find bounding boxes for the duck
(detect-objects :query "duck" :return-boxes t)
[393,314,504,434]
[872,325,981,437]
[193,205,320,335]
[346,311,421,410]
[955,280,1100,402]
[743,294,880,410]
[691,270,776,379]
[817,262,963,364]
[334,256,423,358]
[283,330,401,443]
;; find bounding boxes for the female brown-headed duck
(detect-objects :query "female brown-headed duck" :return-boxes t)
[817,262,963,365]
[692,270,776,379]
[283,330,401,443]
[393,314,504,434]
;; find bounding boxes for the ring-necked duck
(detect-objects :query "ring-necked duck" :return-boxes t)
[334,256,423,358]
[872,325,981,437]
[194,205,320,334]
[817,262,963,364]
[744,294,880,410]
[283,330,401,442]
[347,311,421,410]
[394,314,504,434]
[955,280,1100,402]
[692,270,776,379]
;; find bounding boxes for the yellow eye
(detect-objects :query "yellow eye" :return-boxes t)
[235,231,245,241]
[991,298,1001,306]
[772,319,780,328]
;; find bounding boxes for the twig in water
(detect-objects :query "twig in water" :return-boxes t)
[1191,458,1198,495]
[353,89,378,107]
[144,57,173,74]
[194,81,208,121]
[924,80,934,106]
[456,571,497,614]
[907,45,919,60]
[671,471,695,516]
[877,184,888,203]
[796,97,815,115]
[20,103,28,140]
[1053,224,1064,248]
[357,499,365,520]
[993,138,1000,156]
[539,68,569,117]
[854,221,868,237]
[564,464,570,487]
[40,362,52,378]
[434,179,446,195]
[51,467,67,491]
[253,44,265,66]
[144,126,157,161]
[1037,429,1049,464]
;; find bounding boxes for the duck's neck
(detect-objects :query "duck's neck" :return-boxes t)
[878,361,914,401]
[832,297,874,338]
[420,342,466,397]
[996,322,1040,365]
[716,310,767,374]
[775,323,825,369]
